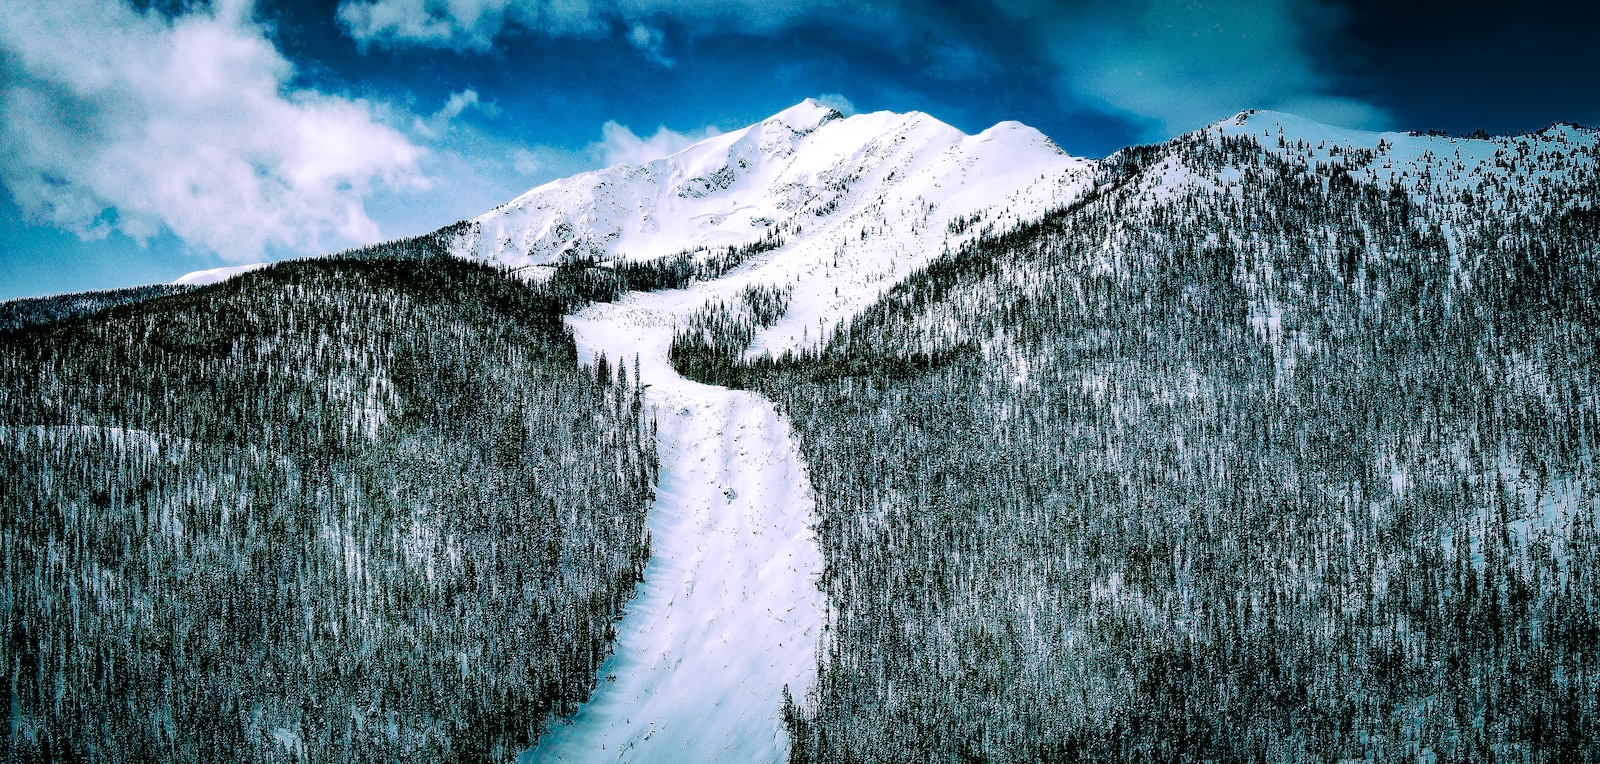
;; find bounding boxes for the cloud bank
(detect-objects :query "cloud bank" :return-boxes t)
[0,0,424,261]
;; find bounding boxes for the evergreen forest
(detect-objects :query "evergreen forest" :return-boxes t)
[0,233,657,762]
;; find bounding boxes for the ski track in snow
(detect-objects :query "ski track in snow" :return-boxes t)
[525,299,823,763]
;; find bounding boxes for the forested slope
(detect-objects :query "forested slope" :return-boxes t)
[677,118,1600,761]
[0,235,657,762]
[0,283,194,333]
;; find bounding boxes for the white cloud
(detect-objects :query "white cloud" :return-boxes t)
[816,93,857,117]
[436,119,719,210]
[437,89,483,121]
[594,122,721,167]
[628,23,671,67]
[511,147,544,175]
[415,88,488,138]
[0,0,424,261]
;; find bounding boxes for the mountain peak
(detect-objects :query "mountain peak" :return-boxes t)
[451,102,1091,278]
[763,99,844,134]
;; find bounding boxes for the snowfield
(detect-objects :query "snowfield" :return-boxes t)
[455,99,1093,358]
[172,262,268,286]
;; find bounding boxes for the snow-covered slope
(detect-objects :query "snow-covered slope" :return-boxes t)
[455,100,1095,761]
[455,98,1092,356]
[1209,109,1598,200]
[459,99,1049,264]
[472,104,1598,761]
[745,108,1600,762]
[526,303,822,762]
[1084,110,1598,316]
[172,262,267,286]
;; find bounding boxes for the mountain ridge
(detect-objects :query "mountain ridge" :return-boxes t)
[170,102,1598,302]
[444,99,1083,278]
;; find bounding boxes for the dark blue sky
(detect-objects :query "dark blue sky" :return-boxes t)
[1,0,1593,299]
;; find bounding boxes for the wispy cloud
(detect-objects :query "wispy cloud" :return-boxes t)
[627,23,672,67]
[998,0,1388,136]
[399,117,724,226]
[474,118,721,188]
[338,0,602,51]
[593,121,721,167]
[816,93,858,117]
[335,0,886,53]
[0,0,424,261]
[415,89,492,138]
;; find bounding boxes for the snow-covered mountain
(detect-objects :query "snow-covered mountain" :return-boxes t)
[177,103,1599,303]
[446,99,1087,356]
[152,101,1599,762]
[441,103,1597,364]
[1143,109,1599,246]
[454,99,1086,269]
[1209,109,1598,199]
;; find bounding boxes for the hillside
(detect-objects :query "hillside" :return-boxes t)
[0,283,193,332]
[673,112,1600,761]
[0,238,657,762]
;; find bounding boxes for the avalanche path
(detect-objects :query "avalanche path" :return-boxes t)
[523,292,824,762]
[461,99,1096,762]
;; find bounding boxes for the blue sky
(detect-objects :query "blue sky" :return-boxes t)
[1,0,1594,299]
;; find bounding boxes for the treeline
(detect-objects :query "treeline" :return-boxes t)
[677,126,1600,760]
[528,222,790,309]
[0,232,657,762]
[0,283,194,333]
[667,283,792,387]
